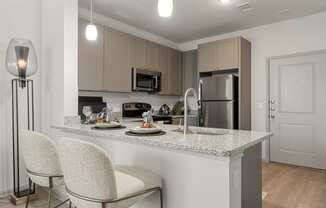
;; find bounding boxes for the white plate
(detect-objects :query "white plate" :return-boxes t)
[129,126,161,134]
[95,122,121,128]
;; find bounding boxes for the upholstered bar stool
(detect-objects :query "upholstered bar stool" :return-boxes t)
[57,138,163,208]
[20,130,70,208]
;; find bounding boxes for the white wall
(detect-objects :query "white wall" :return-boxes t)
[41,0,79,134]
[0,0,78,196]
[179,11,326,160]
[64,0,79,117]
[41,0,65,134]
[0,0,41,196]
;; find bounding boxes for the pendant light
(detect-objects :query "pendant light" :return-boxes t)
[220,0,231,4]
[158,0,174,17]
[85,0,98,41]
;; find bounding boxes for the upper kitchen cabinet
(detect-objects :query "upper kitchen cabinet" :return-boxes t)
[145,41,159,70]
[158,45,169,94]
[198,41,218,73]
[78,19,104,91]
[198,37,242,72]
[129,36,146,69]
[78,20,184,95]
[217,37,239,70]
[103,28,131,92]
[168,49,183,95]
[183,50,198,93]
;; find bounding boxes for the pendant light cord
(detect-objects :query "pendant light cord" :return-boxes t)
[90,0,93,24]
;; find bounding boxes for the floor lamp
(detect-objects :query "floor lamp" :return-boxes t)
[5,38,38,205]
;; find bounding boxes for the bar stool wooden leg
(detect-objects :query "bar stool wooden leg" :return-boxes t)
[25,178,32,208]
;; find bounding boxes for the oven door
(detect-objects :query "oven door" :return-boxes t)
[132,68,161,92]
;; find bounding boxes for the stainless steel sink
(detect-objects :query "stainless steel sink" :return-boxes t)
[172,128,228,136]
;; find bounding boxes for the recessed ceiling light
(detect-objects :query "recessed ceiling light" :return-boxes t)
[220,0,231,4]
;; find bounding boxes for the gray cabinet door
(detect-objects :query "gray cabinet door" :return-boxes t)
[198,41,217,72]
[168,49,183,95]
[78,19,104,91]
[145,41,159,70]
[182,50,198,94]
[129,36,146,69]
[158,45,169,95]
[103,28,131,92]
[217,37,239,70]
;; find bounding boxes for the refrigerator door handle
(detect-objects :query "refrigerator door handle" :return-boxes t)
[198,80,203,110]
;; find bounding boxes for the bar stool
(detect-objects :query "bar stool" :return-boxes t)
[20,130,70,208]
[57,138,163,208]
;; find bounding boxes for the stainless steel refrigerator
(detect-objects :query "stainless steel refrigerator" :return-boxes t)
[199,74,239,129]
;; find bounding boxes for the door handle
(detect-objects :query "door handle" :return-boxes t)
[270,114,275,119]
[270,107,276,111]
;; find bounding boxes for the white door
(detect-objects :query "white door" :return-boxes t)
[270,51,326,169]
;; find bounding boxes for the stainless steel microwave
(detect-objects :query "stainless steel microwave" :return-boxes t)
[132,68,161,92]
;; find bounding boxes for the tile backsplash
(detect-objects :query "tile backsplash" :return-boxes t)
[104,92,181,112]
[79,91,198,113]
[79,91,180,112]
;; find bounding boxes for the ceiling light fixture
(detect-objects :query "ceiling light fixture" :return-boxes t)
[85,0,98,41]
[220,0,231,4]
[158,0,174,17]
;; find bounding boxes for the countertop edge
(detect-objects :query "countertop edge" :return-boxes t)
[51,125,271,159]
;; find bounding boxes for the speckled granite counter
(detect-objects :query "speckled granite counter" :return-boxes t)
[52,123,271,158]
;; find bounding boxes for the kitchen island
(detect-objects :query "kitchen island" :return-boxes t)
[51,122,271,208]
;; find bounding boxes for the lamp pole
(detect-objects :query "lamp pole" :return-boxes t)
[9,79,36,205]
[5,38,38,205]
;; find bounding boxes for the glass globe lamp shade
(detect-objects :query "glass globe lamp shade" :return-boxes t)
[5,38,38,87]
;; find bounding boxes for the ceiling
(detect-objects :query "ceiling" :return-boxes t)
[79,0,326,42]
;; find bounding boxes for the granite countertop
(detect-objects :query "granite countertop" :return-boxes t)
[52,122,271,158]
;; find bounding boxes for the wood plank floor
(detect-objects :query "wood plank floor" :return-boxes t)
[262,162,326,208]
[1,163,326,208]
[0,189,69,208]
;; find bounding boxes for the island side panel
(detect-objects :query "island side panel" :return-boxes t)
[242,143,262,208]
[52,129,241,208]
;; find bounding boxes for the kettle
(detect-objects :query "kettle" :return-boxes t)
[159,104,170,116]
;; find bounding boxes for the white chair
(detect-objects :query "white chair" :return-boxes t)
[20,130,70,208]
[57,137,163,208]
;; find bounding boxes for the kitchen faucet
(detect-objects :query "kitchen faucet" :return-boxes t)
[183,80,202,135]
